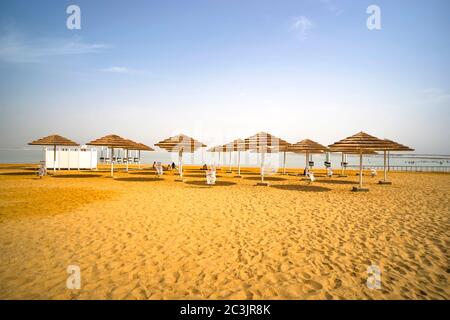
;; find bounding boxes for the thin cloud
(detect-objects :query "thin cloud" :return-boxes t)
[419,88,450,104]
[291,16,314,40]
[0,30,108,63]
[100,66,148,75]
[318,0,344,16]
[102,66,130,74]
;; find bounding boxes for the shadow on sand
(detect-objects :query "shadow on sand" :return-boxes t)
[114,177,162,182]
[316,179,358,185]
[129,171,156,175]
[52,174,103,178]
[271,184,331,192]
[244,176,287,181]
[182,174,224,178]
[0,171,36,176]
[185,180,236,187]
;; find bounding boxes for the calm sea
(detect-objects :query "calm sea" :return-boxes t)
[1,147,449,169]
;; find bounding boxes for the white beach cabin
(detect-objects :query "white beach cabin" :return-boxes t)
[44,145,97,170]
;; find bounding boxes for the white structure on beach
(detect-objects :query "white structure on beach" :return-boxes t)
[44,145,97,170]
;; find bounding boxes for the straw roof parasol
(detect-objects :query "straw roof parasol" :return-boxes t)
[155,134,206,153]
[243,132,290,185]
[28,134,79,173]
[87,134,137,177]
[383,139,414,152]
[29,134,79,146]
[207,145,228,153]
[222,139,248,175]
[289,139,328,153]
[328,131,392,151]
[287,139,328,174]
[155,134,206,180]
[120,140,154,171]
[378,139,414,184]
[86,134,136,148]
[329,132,391,191]
[244,132,290,150]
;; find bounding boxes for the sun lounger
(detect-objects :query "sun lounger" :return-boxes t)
[307,171,315,183]
[206,166,217,185]
[155,162,163,177]
[371,168,377,177]
[38,161,47,178]
[326,167,333,178]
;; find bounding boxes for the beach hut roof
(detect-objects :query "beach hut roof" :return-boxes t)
[86,134,136,148]
[155,134,206,153]
[328,131,392,151]
[383,139,414,152]
[28,134,79,146]
[288,139,328,153]
[243,132,290,151]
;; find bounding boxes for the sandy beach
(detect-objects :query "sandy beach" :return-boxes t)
[0,164,448,300]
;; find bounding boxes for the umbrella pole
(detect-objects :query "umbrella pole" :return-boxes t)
[359,149,363,189]
[126,149,129,172]
[138,150,141,169]
[111,147,114,177]
[260,152,265,183]
[53,145,56,173]
[283,151,286,175]
[305,152,308,175]
[383,150,387,182]
[179,151,183,179]
[341,152,344,175]
[387,151,390,172]
[238,151,241,176]
[228,152,232,172]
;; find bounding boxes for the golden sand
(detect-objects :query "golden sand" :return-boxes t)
[0,164,448,299]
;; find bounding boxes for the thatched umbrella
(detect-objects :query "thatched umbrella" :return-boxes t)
[86,134,136,177]
[277,144,293,175]
[378,139,414,184]
[155,134,206,180]
[329,132,392,191]
[28,134,79,173]
[123,140,154,172]
[288,139,328,175]
[244,132,289,186]
[207,145,227,168]
[332,149,379,177]
[224,139,247,177]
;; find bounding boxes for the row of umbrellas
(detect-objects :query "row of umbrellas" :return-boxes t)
[29,131,414,191]
[207,132,413,190]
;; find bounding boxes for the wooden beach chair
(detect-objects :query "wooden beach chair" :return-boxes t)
[155,162,164,178]
[206,166,217,185]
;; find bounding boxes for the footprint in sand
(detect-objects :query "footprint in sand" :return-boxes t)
[333,278,342,289]
[303,279,323,292]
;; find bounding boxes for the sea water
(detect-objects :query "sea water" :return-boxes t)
[1,147,449,169]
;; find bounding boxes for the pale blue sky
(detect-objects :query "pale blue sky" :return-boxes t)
[0,0,449,153]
